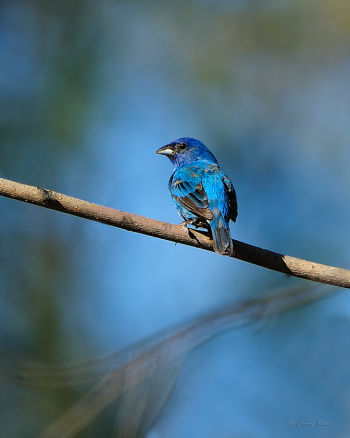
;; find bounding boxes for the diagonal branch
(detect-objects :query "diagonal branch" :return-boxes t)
[0,176,349,288]
[18,282,332,438]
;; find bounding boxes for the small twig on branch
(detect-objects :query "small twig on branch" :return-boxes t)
[0,176,349,289]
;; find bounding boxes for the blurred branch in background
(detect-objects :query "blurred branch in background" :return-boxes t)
[1,176,350,288]
[16,283,334,438]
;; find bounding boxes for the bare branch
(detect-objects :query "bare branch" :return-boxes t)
[17,283,332,438]
[0,176,349,288]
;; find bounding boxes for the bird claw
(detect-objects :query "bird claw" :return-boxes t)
[178,218,209,230]
[177,220,210,250]
[178,220,191,234]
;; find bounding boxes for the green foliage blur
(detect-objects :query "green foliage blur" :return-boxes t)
[1,1,350,437]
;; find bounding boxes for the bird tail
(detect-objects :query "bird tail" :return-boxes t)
[209,210,233,256]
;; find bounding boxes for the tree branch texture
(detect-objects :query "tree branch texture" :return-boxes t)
[1,176,349,289]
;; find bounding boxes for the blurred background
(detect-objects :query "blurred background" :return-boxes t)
[1,0,350,436]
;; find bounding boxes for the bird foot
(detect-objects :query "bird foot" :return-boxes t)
[178,218,209,230]
[177,219,211,247]
[178,220,190,233]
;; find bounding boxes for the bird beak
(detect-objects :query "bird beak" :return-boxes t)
[156,145,175,156]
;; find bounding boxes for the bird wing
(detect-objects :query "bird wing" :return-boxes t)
[170,175,214,220]
[223,175,238,222]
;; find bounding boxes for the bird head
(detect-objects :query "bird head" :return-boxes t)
[156,137,218,168]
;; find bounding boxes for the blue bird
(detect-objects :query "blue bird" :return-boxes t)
[156,137,237,255]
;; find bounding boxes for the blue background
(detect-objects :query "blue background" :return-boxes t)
[1,1,350,436]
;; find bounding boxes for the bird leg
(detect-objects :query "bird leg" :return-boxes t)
[178,218,209,232]
[177,219,212,251]
[178,220,191,233]
[175,218,214,250]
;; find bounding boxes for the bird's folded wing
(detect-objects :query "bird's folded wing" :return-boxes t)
[171,178,214,220]
[223,175,238,222]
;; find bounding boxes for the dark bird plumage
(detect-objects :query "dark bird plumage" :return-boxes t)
[156,137,237,255]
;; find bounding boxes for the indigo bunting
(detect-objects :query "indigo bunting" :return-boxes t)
[156,137,237,255]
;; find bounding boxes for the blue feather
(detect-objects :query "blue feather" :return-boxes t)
[157,137,237,255]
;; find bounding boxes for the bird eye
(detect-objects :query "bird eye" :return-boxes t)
[179,142,187,150]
